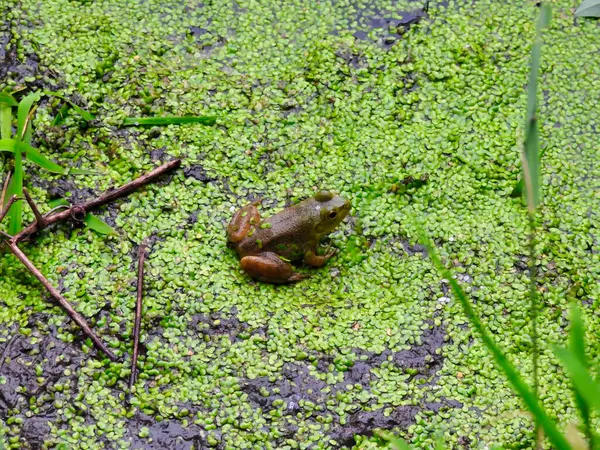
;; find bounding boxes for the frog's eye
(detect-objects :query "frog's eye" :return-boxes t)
[315,190,334,202]
[328,211,337,219]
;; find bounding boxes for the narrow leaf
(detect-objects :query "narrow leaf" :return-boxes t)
[0,106,11,140]
[51,103,71,126]
[6,145,24,234]
[522,4,551,214]
[84,213,117,235]
[122,116,217,126]
[67,168,100,176]
[48,198,70,209]
[16,93,41,141]
[43,91,95,122]
[416,224,572,450]
[18,141,66,174]
[554,346,600,412]
[575,0,600,17]
[0,139,16,152]
[0,93,17,107]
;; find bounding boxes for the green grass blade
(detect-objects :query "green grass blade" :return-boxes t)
[67,168,100,175]
[0,105,11,140]
[6,147,23,234]
[43,91,95,122]
[522,4,550,214]
[575,0,600,17]
[416,225,572,450]
[84,213,117,235]
[16,93,41,141]
[17,142,66,174]
[554,346,600,412]
[51,103,71,126]
[48,198,70,209]
[0,139,16,152]
[0,93,17,107]
[122,116,217,126]
[568,304,594,448]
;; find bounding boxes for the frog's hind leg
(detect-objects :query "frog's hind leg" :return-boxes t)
[227,199,262,243]
[240,252,308,284]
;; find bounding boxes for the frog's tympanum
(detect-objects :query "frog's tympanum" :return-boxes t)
[227,191,351,284]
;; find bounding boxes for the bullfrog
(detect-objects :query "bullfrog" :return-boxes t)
[227,190,351,284]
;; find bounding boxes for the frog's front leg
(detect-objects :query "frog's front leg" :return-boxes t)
[227,199,262,243]
[240,252,308,284]
[303,245,337,268]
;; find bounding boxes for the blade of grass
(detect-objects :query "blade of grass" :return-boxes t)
[43,91,95,122]
[567,304,594,449]
[0,105,11,140]
[575,0,600,17]
[522,4,550,214]
[6,145,23,234]
[16,93,41,141]
[416,225,572,450]
[0,93,18,107]
[83,213,117,235]
[554,346,600,412]
[122,116,217,126]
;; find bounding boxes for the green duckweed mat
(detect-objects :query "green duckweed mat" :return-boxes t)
[1,0,599,448]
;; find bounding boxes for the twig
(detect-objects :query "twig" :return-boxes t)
[0,173,10,208]
[22,188,45,229]
[129,240,147,389]
[0,195,19,225]
[13,159,181,243]
[0,233,117,361]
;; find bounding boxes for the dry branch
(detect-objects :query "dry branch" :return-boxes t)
[0,235,117,361]
[13,159,181,243]
[129,240,147,389]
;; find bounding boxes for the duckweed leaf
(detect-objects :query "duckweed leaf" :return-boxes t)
[84,213,117,235]
[122,116,217,126]
[575,0,600,17]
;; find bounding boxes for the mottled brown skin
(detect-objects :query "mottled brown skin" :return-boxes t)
[227,191,351,284]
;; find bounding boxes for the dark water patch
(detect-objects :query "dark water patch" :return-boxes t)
[0,315,86,447]
[183,164,215,182]
[126,412,203,450]
[239,323,452,447]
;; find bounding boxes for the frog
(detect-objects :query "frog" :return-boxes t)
[227,190,351,284]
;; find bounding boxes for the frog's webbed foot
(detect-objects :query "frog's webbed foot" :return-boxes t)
[240,252,308,284]
[227,199,262,243]
[303,246,337,268]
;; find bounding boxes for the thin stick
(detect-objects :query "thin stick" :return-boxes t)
[0,173,10,208]
[13,159,181,243]
[22,188,45,229]
[0,235,117,361]
[129,240,147,389]
[0,195,19,225]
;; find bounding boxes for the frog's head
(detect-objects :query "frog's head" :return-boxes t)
[313,190,351,236]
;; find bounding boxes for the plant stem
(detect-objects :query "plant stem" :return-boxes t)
[13,159,181,243]
[0,236,117,361]
[129,241,147,389]
[0,195,19,225]
[528,213,540,445]
[22,188,45,229]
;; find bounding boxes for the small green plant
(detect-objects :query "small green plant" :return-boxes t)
[0,90,115,235]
